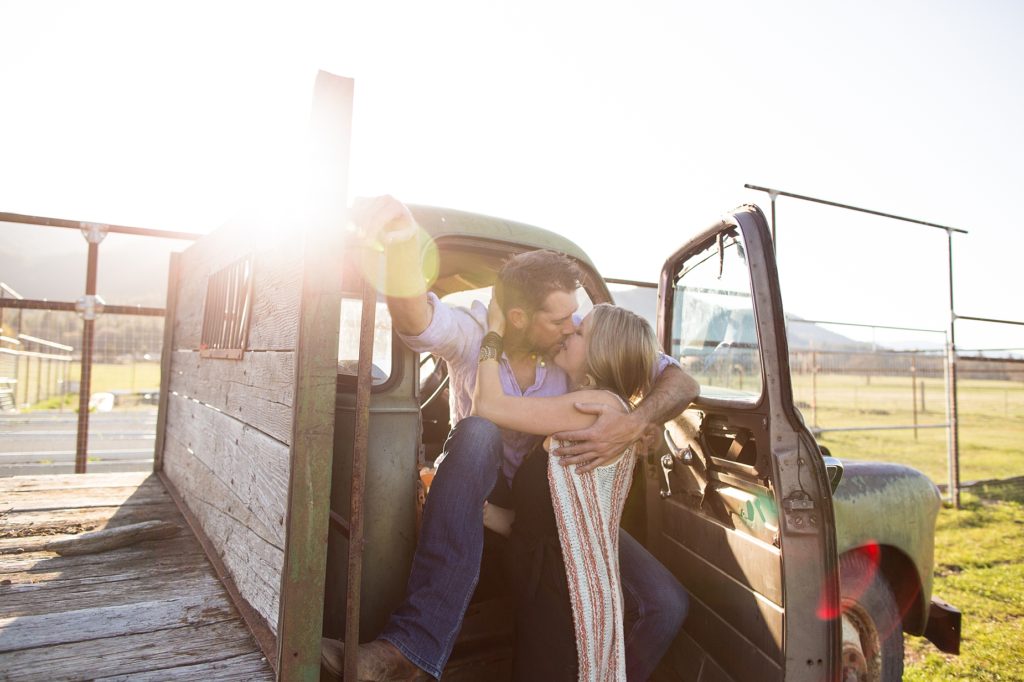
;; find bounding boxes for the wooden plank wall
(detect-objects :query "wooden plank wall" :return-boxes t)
[162,220,304,635]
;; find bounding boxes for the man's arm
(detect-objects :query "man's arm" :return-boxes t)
[351,195,432,335]
[551,365,699,473]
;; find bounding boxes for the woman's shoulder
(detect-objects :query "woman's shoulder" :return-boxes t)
[572,388,630,413]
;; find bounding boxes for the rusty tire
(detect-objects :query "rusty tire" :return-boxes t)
[839,551,904,682]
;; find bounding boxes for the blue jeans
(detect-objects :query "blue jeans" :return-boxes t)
[380,416,688,680]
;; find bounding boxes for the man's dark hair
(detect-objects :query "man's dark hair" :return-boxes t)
[494,250,583,313]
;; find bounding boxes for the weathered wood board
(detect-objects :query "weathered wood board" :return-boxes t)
[168,348,296,445]
[0,472,273,681]
[170,224,303,352]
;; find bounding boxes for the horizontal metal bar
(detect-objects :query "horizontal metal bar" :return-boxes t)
[0,282,24,299]
[955,314,1024,328]
[605,277,658,289]
[0,347,72,361]
[744,185,969,234]
[18,333,74,351]
[786,316,946,335]
[0,211,202,241]
[0,298,164,316]
[0,335,20,345]
[812,423,949,434]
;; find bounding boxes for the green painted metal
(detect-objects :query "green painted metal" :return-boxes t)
[832,460,942,634]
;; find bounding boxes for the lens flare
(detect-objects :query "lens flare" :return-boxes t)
[816,542,881,620]
[356,226,439,298]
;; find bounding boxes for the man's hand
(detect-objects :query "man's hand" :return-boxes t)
[551,402,650,473]
[350,195,418,246]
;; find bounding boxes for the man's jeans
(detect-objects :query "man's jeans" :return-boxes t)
[380,416,689,680]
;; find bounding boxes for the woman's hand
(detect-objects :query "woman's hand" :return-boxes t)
[487,295,506,336]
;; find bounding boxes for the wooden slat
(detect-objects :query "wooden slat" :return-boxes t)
[2,562,219,618]
[93,652,274,681]
[1,483,171,514]
[163,433,284,631]
[0,619,267,682]
[0,471,153,492]
[168,349,295,444]
[172,227,302,352]
[1,501,182,534]
[163,392,289,547]
[0,472,273,682]
[0,533,201,574]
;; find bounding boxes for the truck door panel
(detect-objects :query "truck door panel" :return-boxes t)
[649,207,839,681]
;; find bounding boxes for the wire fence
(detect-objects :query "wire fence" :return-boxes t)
[786,319,1024,488]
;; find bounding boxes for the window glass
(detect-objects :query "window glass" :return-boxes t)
[673,230,763,402]
[442,285,594,323]
[338,298,393,385]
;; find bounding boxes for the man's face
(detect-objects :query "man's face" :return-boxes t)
[523,289,578,357]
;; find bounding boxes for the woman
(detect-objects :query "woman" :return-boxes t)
[472,298,659,682]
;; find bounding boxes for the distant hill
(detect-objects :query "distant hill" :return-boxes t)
[0,230,177,306]
[610,285,871,352]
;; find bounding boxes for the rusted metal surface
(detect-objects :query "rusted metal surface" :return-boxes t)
[0,297,164,315]
[0,210,201,241]
[742,185,969,234]
[158,469,279,669]
[343,271,378,682]
[74,241,98,474]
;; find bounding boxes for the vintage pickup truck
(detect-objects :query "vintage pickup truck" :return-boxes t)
[157,187,960,682]
[324,202,960,680]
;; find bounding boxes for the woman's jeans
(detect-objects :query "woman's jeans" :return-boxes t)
[380,417,689,680]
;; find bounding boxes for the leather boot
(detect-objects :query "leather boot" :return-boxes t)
[321,638,430,681]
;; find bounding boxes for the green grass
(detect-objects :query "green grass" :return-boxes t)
[904,480,1024,680]
[791,374,1024,484]
[19,362,162,411]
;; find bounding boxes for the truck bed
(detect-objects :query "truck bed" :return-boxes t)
[0,472,274,681]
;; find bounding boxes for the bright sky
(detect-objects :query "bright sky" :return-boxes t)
[2,0,1022,351]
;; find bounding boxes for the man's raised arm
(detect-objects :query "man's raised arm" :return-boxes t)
[351,195,432,336]
[552,364,699,473]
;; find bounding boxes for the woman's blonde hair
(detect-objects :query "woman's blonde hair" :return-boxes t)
[584,303,659,406]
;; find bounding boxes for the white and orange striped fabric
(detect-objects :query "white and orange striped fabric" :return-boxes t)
[547,423,636,682]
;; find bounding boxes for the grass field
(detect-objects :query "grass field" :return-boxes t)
[15,361,162,410]
[791,374,1024,485]
[903,479,1024,680]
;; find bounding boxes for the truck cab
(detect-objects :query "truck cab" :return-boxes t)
[318,203,959,680]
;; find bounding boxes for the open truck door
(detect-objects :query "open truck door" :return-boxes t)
[648,206,841,681]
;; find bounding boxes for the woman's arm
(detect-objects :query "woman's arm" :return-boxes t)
[471,299,624,435]
[473,370,622,435]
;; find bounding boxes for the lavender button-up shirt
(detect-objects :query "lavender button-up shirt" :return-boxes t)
[398,293,566,483]
[398,293,679,482]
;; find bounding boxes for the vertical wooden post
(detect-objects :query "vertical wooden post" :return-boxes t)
[153,253,181,473]
[276,71,353,681]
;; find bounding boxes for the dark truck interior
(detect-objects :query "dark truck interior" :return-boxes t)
[403,235,791,680]
[323,212,843,681]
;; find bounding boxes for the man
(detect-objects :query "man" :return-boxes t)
[323,196,700,681]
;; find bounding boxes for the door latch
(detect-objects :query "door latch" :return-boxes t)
[660,454,675,498]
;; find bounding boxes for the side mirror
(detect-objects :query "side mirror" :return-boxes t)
[822,454,844,494]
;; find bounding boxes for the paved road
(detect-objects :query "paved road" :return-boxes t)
[0,410,157,476]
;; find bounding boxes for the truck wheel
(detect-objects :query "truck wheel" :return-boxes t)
[839,551,904,682]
